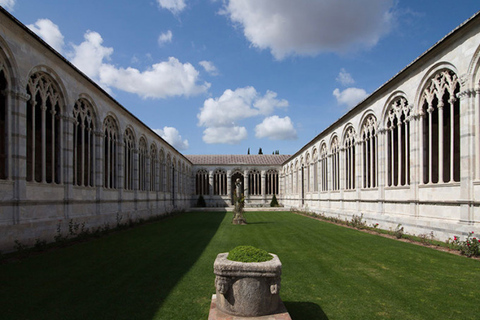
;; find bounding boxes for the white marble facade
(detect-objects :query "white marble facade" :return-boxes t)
[281,12,480,240]
[1,8,480,250]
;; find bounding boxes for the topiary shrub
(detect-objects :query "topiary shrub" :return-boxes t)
[196,195,206,207]
[270,194,279,207]
[227,245,273,263]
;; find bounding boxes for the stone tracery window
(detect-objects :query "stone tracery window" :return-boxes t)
[361,115,377,188]
[421,70,460,184]
[266,169,279,195]
[73,99,95,187]
[124,128,135,190]
[386,97,411,187]
[166,155,172,192]
[103,116,118,189]
[312,149,318,192]
[150,143,157,191]
[331,137,340,191]
[305,153,311,193]
[159,149,165,192]
[213,168,227,195]
[0,64,7,180]
[26,72,63,184]
[196,168,209,195]
[320,143,328,191]
[344,127,356,190]
[138,137,147,191]
[248,169,262,196]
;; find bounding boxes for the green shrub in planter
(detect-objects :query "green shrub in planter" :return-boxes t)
[227,245,273,263]
[196,195,206,207]
[270,195,279,207]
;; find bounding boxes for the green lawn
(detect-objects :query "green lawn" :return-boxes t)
[1,211,479,319]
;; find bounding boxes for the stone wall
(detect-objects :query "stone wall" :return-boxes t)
[280,14,480,241]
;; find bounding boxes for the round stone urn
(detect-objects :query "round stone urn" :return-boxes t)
[213,252,282,317]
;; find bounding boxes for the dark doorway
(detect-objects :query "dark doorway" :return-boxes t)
[231,172,244,204]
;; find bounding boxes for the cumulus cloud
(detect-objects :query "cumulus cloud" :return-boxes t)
[333,87,368,109]
[199,60,219,76]
[0,0,15,11]
[157,0,186,15]
[31,20,209,99]
[255,116,297,140]
[197,87,289,144]
[221,0,394,59]
[154,127,189,150]
[202,126,248,145]
[27,19,65,53]
[70,31,114,79]
[198,87,287,128]
[99,57,210,99]
[336,68,355,86]
[158,30,173,46]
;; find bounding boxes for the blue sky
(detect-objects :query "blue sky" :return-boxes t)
[1,0,479,155]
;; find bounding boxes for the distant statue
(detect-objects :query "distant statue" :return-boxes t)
[233,178,247,225]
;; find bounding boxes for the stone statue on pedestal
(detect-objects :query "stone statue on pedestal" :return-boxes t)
[232,178,247,225]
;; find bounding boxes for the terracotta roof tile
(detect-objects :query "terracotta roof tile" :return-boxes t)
[185,154,290,165]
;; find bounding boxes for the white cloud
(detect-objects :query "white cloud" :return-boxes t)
[333,87,368,109]
[99,57,210,99]
[157,0,186,15]
[202,126,248,144]
[154,127,189,150]
[63,27,209,99]
[255,116,297,140]
[336,68,355,86]
[27,19,65,54]
[70,31,114,79]
[253,90,288,115]
[221,0,394,60]
[198,87,287,127]
[0,0,15,11]
[199,60,219,76]
[158,30,173,46]
[197,86,289,144]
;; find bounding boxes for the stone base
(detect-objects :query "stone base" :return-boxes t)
[208,294,292,320]
[232,218,247,225]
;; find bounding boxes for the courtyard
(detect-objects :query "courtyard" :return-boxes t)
[0,211,479,319]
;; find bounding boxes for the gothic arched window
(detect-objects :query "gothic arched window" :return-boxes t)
[386,97,411,187]
[26,72,63,184]
[103,116,118,189]
[361,115,377,188]
[73,98,95,187]
[124,128,135,190]
[421,70,460,184]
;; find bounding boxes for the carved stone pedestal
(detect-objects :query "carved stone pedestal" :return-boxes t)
[213,253,285,318]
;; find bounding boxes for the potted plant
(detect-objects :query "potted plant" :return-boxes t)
[213,246,284,317]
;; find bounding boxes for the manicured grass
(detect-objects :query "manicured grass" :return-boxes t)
[1,211,479,319]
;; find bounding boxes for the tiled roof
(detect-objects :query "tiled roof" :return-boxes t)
[185,154,291,165]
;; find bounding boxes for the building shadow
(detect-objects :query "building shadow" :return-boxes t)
[283,301,329,320]
[0,211,226,320]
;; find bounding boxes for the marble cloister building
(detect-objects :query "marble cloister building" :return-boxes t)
[1,7,480,250]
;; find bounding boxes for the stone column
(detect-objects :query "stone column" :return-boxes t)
[261,170,266,204]
[227,169,232,206]
[9,86,30,224]
[244,169,249,199]
[377,128,386,215]
[94,130,104,215]
[63,114,76,220]
[458,85,476,223]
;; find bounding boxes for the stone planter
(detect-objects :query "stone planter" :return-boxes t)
[213,252,283,317]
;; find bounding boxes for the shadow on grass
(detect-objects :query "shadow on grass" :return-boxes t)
[0,212,226,320]
[245,221,275,225]
[284,301,329,319]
